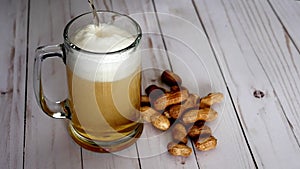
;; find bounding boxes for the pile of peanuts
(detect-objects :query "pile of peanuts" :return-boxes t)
[140,70,224,157]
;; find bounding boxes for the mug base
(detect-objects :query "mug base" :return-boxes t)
[68,123,144,153]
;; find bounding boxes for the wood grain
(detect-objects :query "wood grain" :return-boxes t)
[268,0,300,50]
[0,0,299,168]
[0,0,27,168]
[109,1,200,169]
[24,0,81,168]
[194,0,300,168]
[153,0,257,168]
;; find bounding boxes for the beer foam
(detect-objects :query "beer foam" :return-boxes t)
[67,24,140,82]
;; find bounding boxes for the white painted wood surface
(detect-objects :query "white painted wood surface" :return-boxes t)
[24,0,81,168]
[268,0,300,49]
[0,0,300,168]
[153,1,256,168]
[193,0,300,168]
[0,0,27,169]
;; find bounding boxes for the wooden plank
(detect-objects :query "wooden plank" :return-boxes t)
[24,0,82,168]
[111,0,200,169]
[82,146,140,169]
[153,0,257,168]
[268,0,300,50]
[194,0,300,168]
[0,0,27,168]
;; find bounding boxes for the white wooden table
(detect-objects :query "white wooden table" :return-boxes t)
[1,0,300,168]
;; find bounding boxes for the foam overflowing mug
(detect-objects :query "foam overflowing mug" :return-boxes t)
[33,11,143,152]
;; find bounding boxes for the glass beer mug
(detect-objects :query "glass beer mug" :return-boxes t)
[33,11,143,152]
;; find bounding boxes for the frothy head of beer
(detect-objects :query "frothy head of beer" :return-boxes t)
[71,24,134,53]
[67,24,140,82]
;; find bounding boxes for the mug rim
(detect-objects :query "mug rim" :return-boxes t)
[63,10,142,55]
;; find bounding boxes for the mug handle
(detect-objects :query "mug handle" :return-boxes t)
[33,44,71,119]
